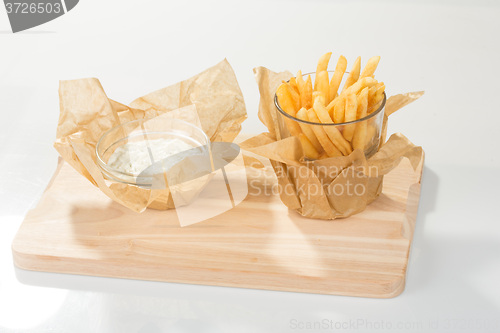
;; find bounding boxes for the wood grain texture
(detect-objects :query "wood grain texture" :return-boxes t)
[12,152,424,298]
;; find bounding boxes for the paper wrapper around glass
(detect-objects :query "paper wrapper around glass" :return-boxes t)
[240,67,425,220]
[54,59,247,213]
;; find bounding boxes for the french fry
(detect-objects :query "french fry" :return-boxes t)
[328,55,347,104]
[276,83,302,137]
[318,152,329,159]
[312,96,331,123]
[360,56,381,78]
[283,82,300,111]
[289,77,300,94]
[365,124,377,146]
[306,108,342,157]
[368,83,385,113]
[301,75,313,109]
[316,52,332,72]
[357,87,369,118]
[341,56,361,92]
[332,95,345,123]
[353,123,367,151]
[298,133,321,160]
[325,94,338,116]
[315,70,330,103]
[326,98,335,117]
[344,77,377,96]
[313,99,353,155]
[367,85,378,108]
[341,93,358,142]
[344,93,358,122]
[296,70,306,108]
[312,91,326,106]
[282,117,302,138]
[315,52,332,89]
[296,107,323,152]
[276,83,298,115]
[296,70,304,83]
[374,83,385,100]
[356,88,369,119]
[326,75,373,115]
[352,88,369,150]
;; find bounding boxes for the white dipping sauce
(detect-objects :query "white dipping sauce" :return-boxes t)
[107,138,195,175]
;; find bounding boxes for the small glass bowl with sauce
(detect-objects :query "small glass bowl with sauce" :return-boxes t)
[96,117,209,187]
[96,117,214,210]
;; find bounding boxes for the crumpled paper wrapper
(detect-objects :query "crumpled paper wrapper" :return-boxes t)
[54,59,247,212]
[240,66,424,220]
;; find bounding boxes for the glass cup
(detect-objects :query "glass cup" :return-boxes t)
[274,72,386,159]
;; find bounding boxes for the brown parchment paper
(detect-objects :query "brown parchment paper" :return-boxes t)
[240,66,424,220]
[54,59,247,212]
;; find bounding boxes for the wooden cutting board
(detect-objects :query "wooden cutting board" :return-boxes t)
[12,152,424,298]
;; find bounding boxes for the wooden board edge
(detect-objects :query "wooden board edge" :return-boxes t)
[401,150,425,240]
[385,150,425,298]
[11,157,65,272]
[10,254,408,299]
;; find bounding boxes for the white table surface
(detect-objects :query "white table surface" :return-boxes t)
[1,0,499,332]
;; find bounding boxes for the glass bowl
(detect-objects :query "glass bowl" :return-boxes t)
[274,71,386,159]
[96,117,209,188]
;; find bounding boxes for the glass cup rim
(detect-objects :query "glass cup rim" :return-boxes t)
[95,117,209,181]
[274,72,386,126]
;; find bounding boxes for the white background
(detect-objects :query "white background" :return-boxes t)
[1,0,499,332]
